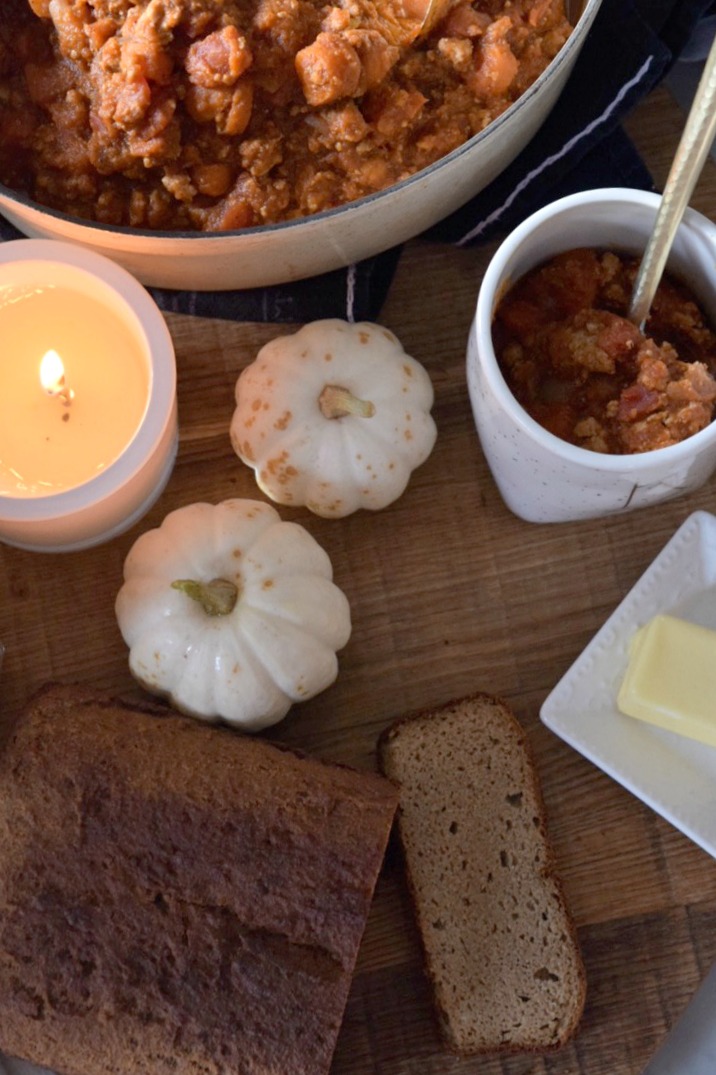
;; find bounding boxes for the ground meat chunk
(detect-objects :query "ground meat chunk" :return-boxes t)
[546,309,643,377]
[185,80,254,135]
[494,248,716,454]
[295,31,362,105]
[469,16,519,99]
[185,26,253,87]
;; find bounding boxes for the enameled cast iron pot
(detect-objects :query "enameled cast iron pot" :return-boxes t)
[0,0,601,290]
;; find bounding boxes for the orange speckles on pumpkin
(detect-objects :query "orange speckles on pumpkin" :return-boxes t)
[154,651,161,662]
[359,331,370,344]
[265,451,286,475]
[274,410,292,431]
[240,441,255,462]
[251,398,263,412]
[264,451,299,486]
[232,547,242,559]
[244,415,256,428]
[404,429,414,441]
[324,351,333,362]
[262,578,275,589]
[403,363,414,377]
[388,461,395,470]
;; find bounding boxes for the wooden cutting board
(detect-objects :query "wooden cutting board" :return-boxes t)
[2,85,716,1074]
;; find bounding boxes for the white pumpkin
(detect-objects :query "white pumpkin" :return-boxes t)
[115,499,351,731]
[230,319,437,518]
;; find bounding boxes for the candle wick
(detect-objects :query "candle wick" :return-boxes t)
[48,377,74,407]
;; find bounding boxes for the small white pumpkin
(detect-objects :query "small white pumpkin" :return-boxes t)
[230,319,437,518]
[115,499,351,731]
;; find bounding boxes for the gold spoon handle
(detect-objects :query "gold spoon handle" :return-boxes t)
[628,33,716,329]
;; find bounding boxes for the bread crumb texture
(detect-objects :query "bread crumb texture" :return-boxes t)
[379,692,586,1056]
[0,685,398,1075]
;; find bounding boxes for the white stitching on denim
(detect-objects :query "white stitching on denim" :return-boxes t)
[455,54,655,247]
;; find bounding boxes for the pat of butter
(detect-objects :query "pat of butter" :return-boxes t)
[617,614,716,746]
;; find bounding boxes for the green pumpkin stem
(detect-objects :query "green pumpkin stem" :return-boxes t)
[171,578,239,616]
[319,384,375,419]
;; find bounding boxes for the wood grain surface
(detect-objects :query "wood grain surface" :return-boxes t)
[2,85,716,1075]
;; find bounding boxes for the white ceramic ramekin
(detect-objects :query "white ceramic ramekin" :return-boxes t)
[466,188,716,523]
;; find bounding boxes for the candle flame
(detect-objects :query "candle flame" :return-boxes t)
[40,349,74,405]
[40,349,65,393]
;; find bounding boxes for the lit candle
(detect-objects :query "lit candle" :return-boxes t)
[39,349,75,407]
[0,286,149,497]
[0,240,178,552]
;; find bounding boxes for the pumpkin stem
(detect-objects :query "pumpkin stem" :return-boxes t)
[171,578,239,616]
[319,384,375,419]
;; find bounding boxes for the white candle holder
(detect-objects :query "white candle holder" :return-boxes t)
[0,239,178,552]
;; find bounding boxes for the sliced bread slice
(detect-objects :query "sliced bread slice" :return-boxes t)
[378,692,586,1056]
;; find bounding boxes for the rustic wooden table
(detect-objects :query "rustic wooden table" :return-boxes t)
[2,84,716,1075]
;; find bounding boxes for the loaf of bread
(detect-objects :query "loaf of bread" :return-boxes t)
[0,685,398,1075]
[378,692,586,1056]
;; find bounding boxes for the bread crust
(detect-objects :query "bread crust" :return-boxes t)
[378,691,586,1057]
[0,683,398,1075]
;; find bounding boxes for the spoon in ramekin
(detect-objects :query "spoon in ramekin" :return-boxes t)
[628,32,716,330]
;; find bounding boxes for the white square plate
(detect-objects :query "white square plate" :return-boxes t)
[541,510,716,858]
